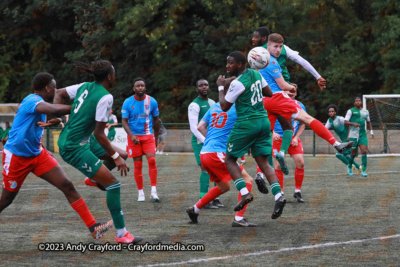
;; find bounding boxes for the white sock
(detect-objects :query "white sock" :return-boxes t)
[194,204,201,214]
[240,187,249,195]
[116,227,127,238]
[275,192,282,201]
[138,189,144,195]
[235,216,243,221]
[333,141,340,147]
[295,189,301,193]
[151,186,157,194]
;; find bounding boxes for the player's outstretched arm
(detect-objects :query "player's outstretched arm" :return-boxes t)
[53,88,71,104]
[275,76,295,93]
[36,102,72,116]
[94,121,130,176]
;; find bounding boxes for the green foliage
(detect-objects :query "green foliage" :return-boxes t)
[1,0,399,121]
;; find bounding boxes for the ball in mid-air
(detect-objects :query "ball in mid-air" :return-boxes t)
[247,47,270,69]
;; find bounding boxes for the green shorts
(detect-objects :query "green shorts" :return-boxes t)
[349,134,368,150]
[226,117,272,158]
[191,139,203,166]
[107,130,116,141]
[59,135,105,178]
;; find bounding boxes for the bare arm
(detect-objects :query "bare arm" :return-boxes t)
[367,121,374,139]
[262,85,273,97]
[275,76,296,92]
[197,120,209,137]
[292,123,306,147]
[153,116,160,148]
[36,102,71,116]
[122,118,140,144]
[217,75,236,112]
[344,120,360,127]
[94,121,129,175]
[53,88,71,104]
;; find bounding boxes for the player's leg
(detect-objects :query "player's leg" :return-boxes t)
[274,115,293,175]
[296,110,353,152]
[359,144,368,177]
[272,137,284,192]
[126,136,147,201]
[143,135,159,202]
[233,168,256,227]
[0,188,19,213]
[291,154,305,203]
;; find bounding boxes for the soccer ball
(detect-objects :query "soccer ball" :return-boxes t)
[247,47,270,69]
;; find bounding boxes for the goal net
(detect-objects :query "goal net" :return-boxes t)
[363,94,400,155]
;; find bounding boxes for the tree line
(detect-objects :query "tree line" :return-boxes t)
[1,0,399,122]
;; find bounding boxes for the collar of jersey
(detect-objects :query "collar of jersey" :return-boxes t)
[134,94,147,101]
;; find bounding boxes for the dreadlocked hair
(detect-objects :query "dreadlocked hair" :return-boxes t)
[75,59,113,83]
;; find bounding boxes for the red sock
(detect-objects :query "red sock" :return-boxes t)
[241,155,245,161]
[134,161,143,190]
[256,165,262,173]
[195,187,223,209]
[70,198,96,228]
[275,169,284,190]
[147,156,157,186]
[295,168,304,191]
[235,183,252,217]
[309,120,336,145]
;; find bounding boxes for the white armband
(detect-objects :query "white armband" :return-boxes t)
[218,86,224,91]
[370,130,374,135]
[111,152,120,160]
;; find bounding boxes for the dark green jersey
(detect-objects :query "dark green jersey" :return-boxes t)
[346,107,370,139]
[327,116,348,142]
[58,82,113,150]
[225,69,268,122]
[262,43,289,82]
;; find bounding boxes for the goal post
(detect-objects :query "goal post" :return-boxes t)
[363,94,400,155]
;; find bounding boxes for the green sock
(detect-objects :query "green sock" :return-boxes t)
[346,155,354,166]
[352,160,361,170]
[234,177,246,191]
[270,182,282,196]
[199,171,210,198]
[105,182,125,229]
[268,154,273,167]
[336,153,349,165]
[362,154,367,171]
[280,130,293,154]
[103,160,116,171]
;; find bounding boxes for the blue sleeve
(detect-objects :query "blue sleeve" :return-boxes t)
[151,97,159,117]
[300,102,306,111]
[121,99,130,118]
[202,108,212,124]
[265,59,282,80]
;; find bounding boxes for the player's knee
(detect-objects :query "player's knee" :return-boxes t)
[296,162,305,169]
[61,179,76,194]
[218,182,230,193]
[147,156,156,167]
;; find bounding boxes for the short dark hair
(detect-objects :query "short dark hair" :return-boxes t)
[196,79,207,88]
[75,59,113,83]
[133,77,145,86]
[32,72,54,92]
[268,33,284,43]
[255,27,270,38]
[228,51,246,64]
[327,104,338,113]
[354,96,361,102]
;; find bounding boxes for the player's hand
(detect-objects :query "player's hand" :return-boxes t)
[371,134,375,139]
[216,75,226,87]
[272,131,280,141]
[291,137,298,147]
[317,77,326,90]
[131,135,140,144]
[115,157,130,176]
[37,118,62,127]
[353,123,360,127]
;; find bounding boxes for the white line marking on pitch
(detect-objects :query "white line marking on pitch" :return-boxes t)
[140,234,400,267]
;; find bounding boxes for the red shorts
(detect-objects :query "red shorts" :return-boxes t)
[200,152,243,183]
[273,137,304,155]
[127,134,156,157]
[2,148,59,192]
[263,92,301,131]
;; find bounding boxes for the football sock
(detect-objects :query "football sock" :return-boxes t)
[275,169,284,189]
[362,154,367,171]
[270,182,282,200]
[295,168,304,191]
[280,130,293,154]
[70,197,96,229]
[234,177,248,193]
[147,156,157,186]
[353,161,361,170]
[106,182,125,229]
[116,227,127,238]
[103,160,116,171]
[235,183,252,217]
[138,189,144,195]
[199,171,210,198]
[195,187,223,209]
[309,120,336,145]
[336,153,349,165]
[134,161,143,190]
[151,186,157,194]
[194,204,201,214]
[235,216,244,221]
[256,165,262,173]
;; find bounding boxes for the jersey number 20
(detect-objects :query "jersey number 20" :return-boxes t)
[250,80,263,106]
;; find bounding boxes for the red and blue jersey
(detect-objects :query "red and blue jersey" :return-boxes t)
[5,94,46,157]
[121,94,159,135]
[258,55,282,94]
[274,100,306,137]
[201,103,237,153]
